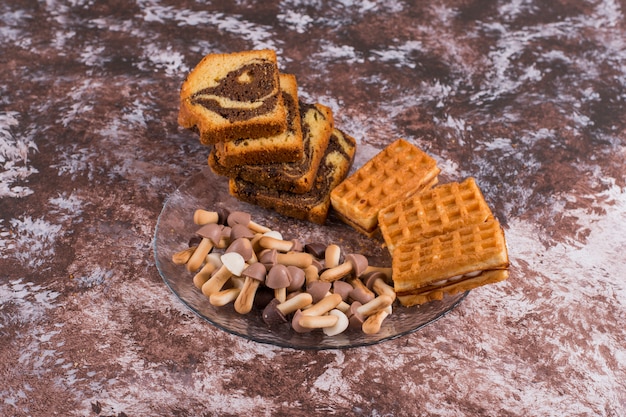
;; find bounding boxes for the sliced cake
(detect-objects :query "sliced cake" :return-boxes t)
[229,128,357,224]
[178,49,287,145]
[209,102,333,194]
[212,73,303,167]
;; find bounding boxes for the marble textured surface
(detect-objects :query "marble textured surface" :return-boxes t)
[1,1,625,416]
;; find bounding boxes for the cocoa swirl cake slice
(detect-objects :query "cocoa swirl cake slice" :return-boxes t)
[178,49,287,145]
[229,128,357,224]
[209,102,333,194]
[212,73,304,167]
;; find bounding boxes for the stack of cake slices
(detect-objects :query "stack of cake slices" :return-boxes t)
[330,139,510,306]
[179,49,356,224]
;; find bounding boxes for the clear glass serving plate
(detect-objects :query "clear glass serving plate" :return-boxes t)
[153,167,467,350]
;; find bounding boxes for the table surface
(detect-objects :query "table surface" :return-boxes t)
[1,1,625,416]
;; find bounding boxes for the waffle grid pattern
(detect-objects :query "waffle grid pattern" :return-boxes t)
[331,139,438,231]
[379,178,493,251]
[393,219,506,287]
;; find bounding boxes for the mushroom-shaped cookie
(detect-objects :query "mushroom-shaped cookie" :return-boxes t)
[208,273,243,306]
[306,281,331,304]
[192,252,223,289]
[324,244,342,268]
[229,224,255,241]
[319,254,368,282]
[262,292,313,327]
[303,264,321,285]
[298,314,339,330]
[233,262,267,314]
[186,223,223,272]
[304,242,326,259]
[323,309,350,336]
[292,309,338,333]
[226,237,256,263]
[347,296,393,330]
[259,248,278,270]
[259,248,313,269]
[172,246,197,266]
[266,264,292,303]
[362,305,392,335]
[348,277,376,304]
[286,266,306,292]
[301,293,342,317]
[347,301,365,329]
[193,209,220,225]
[201,252,246,297]
[252,286,275,310]
[356,295,394,317]
[332,280,353,302]
[258,235,302,253]
[194,208,230,225]
[363,271,396,301]
[227,211,271,234]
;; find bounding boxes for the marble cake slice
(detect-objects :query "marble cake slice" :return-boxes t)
[229,128,357,224]
[209,102,333,194]
[211,73,304,167]
[178,49,287,145]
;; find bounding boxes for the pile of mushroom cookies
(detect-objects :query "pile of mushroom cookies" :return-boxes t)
[172,209,395,336]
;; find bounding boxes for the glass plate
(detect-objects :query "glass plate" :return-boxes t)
[153,166,467,350]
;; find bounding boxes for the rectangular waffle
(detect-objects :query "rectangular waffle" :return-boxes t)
[392,219,509,306]
[178,49,287,145]
[229,128,356,224]
[330,139,440,237]
[212,73,303,167]
[209,102,333,194]
[378,177,494,253]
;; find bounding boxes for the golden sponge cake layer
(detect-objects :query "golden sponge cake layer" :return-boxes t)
[379,177,494,253]
[213,73,303,166]
[229,128,356,224]
[330,139,440,236]
[392,219,509,306]
[178,49,287,145]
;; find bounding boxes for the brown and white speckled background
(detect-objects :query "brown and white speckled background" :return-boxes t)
[1,1,625,416]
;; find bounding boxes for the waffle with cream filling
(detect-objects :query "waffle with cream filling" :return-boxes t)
[392,219,509,306]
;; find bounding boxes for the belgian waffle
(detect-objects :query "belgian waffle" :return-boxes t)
[229,128,356,224]
[378,177,494,253]
[392,219,509,306]
[212,73,303,167]
[209,102,333,194]
[330,139,440,237]
[178,49,287,145]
